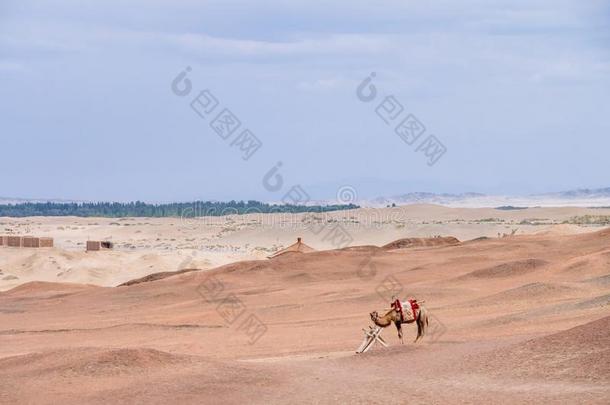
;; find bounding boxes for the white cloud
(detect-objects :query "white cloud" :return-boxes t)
[296,77,352,92]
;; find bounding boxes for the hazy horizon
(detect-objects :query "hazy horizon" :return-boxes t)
[2,184,610,205]
[2,0,609,202]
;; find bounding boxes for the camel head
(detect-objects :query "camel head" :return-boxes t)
[370,311,379,323]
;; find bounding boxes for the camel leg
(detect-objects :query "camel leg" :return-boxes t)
[395,321,404,344]
[414,320,422,343]
[419,308,428,340]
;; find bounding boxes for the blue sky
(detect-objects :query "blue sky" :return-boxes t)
[1,0,609,202]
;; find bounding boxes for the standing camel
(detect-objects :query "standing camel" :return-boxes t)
[370,300,429,344]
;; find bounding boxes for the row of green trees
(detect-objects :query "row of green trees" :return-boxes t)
[0,201,359,218]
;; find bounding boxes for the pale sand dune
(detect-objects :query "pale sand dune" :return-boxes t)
[0,225,609,403]
[1,205,609,291]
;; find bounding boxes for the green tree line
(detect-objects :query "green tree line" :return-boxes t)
[0,201,359,218]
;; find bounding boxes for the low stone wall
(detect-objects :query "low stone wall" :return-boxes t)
[86,240,113,251]
[23,236,41,248]
[86,241,101,251]
[1,236,54,248]
[7,236,22,247]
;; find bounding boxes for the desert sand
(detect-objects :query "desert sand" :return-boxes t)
[1,204,609,291]
[1,205,609,403]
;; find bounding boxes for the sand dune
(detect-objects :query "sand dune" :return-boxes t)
[455,282,577,308]
[584,274,610,286]
[382,236,460,250]
[1,222,609,403]
[457,258,549,280]
[2,205,610,291]
[0,347,193,377]
[470,315,610,382]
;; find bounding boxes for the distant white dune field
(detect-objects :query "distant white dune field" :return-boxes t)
[1,204,609,291]
[356,191,610,208]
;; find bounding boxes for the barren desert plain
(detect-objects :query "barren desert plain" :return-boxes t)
[1,204,610,404]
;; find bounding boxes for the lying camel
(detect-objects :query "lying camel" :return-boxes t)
[370,300,429,344]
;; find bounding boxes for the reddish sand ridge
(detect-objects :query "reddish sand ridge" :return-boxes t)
[0,229,609,403]
[2,205,610,291]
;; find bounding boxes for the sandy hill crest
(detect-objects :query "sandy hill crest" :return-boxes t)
[469,315,610,382]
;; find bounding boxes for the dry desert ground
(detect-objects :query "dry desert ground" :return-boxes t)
[1,205,610,404]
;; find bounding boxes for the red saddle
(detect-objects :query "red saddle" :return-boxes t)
[391,298,419,322]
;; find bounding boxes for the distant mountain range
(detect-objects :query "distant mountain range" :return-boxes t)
[359,187,610,208]
[366,192,486,207]
[3,187,610,209]
[0,196,83,205]
[541,187,610,198]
